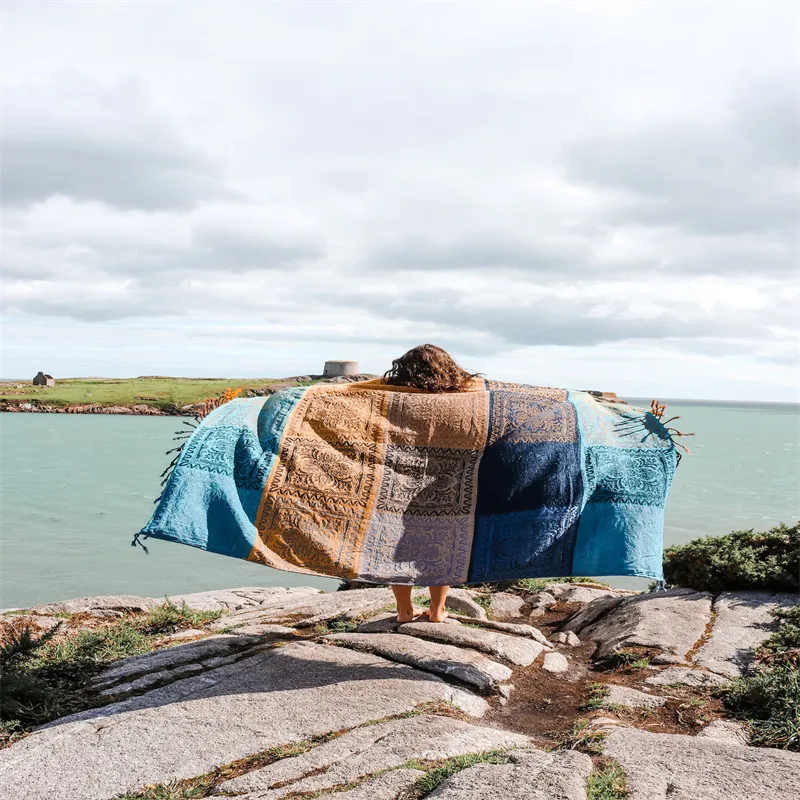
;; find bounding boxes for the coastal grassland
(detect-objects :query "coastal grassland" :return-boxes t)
[0,376,308,409]
[0,601,222,740]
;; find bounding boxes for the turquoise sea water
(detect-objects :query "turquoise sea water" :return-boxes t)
[1,402,798,608]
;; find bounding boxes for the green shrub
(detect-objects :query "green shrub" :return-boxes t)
[721,601,800,751]
[723,661,800,750]
[663,523,799,593]
[761,606,800,655]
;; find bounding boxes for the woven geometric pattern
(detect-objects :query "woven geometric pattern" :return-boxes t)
[140,380,678,583]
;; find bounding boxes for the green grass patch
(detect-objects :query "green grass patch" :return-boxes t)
[663,522,799,593]
[471,593,492,611]
[406,750,516,796]
[582,683,610,711]
[556,719,608,755]
[0,377,304,409]
[587,759,630,800]
[1,601,222,737]
[326,619,361,634]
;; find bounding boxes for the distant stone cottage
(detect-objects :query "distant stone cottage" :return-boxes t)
[32,372,55,387]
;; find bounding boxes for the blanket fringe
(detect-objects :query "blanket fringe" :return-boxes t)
[131,532,150,554]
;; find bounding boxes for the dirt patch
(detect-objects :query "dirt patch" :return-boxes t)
[481,607,728,745]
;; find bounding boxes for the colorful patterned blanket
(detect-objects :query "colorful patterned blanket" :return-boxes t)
[138,380,678,584]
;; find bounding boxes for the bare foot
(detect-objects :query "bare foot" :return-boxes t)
[397,606,423,624]
[417,610,449,623]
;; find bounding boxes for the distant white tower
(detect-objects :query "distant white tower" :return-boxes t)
[323,360,359,378]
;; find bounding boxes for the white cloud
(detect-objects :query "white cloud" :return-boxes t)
[1,1,797,400]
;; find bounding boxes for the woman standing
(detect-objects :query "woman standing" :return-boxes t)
[381,344,478,623]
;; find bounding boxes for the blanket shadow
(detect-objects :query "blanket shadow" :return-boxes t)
[38,637,453,731]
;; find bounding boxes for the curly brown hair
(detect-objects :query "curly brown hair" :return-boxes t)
[383,344,478,392]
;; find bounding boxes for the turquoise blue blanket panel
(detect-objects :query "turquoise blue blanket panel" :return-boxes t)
[569,391,676,580]
[140,390,306,558]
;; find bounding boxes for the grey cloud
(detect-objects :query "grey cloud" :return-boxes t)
[2,76,238,210]
[308,287,782,353]
[366,237,589,276]
[564,78,800,237]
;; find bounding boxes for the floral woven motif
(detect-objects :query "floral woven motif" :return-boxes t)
[139,379,678,583]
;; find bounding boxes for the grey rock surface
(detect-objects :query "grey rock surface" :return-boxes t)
[567,589,712,662]
[526,590,558,611]
[325,632,512,693]
[558,586,625,604]
[694,591,799,678]
[98,662,205,696]
[30,594,158,615]
[448,615,550,645]
[357,612,401,632]
[166,586,317,612]
[603,726,800,800]
[91,634,261,687]
[29,587,320,617]
[220,714,529,797]
[0,642,486,800]
[428,748,592,799]
[562,595,625,632]
[488,592,527,620]
[311,768,426,799]
[697,719,750,746]
[164,628,206,641]
[445,588,488,619]
[552,631,581,647]
[399,621,544,666]
[644,667,730,688]
[542,652,569,673]
[604,685,667,709]
[271,588,395,627]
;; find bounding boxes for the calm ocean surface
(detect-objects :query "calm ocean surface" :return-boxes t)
[1,401,798,608]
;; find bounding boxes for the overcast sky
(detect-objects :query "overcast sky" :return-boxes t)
[1,2,798,400]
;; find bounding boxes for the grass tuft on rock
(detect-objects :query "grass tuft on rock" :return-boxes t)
[587,758,630,800]
[663,522,799,593]
[0,601,223,738]
[406,750,516,796]
[556,719,608,755]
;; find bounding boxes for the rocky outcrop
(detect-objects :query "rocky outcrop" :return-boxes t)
[693,591,799,678]
[565,589,713,663]
[325,632,513,693]
[216,715,528,797]
[398,620,545,666]
[604,685,667,709]
[602,726,800,800]
[0,643,487,800]
[428,749,593,800]
[2,583,797,800]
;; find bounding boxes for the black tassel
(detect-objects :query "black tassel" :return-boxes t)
[131,532,150,554]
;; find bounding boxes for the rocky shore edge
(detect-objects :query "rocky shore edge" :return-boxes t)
[1,580,798,800]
